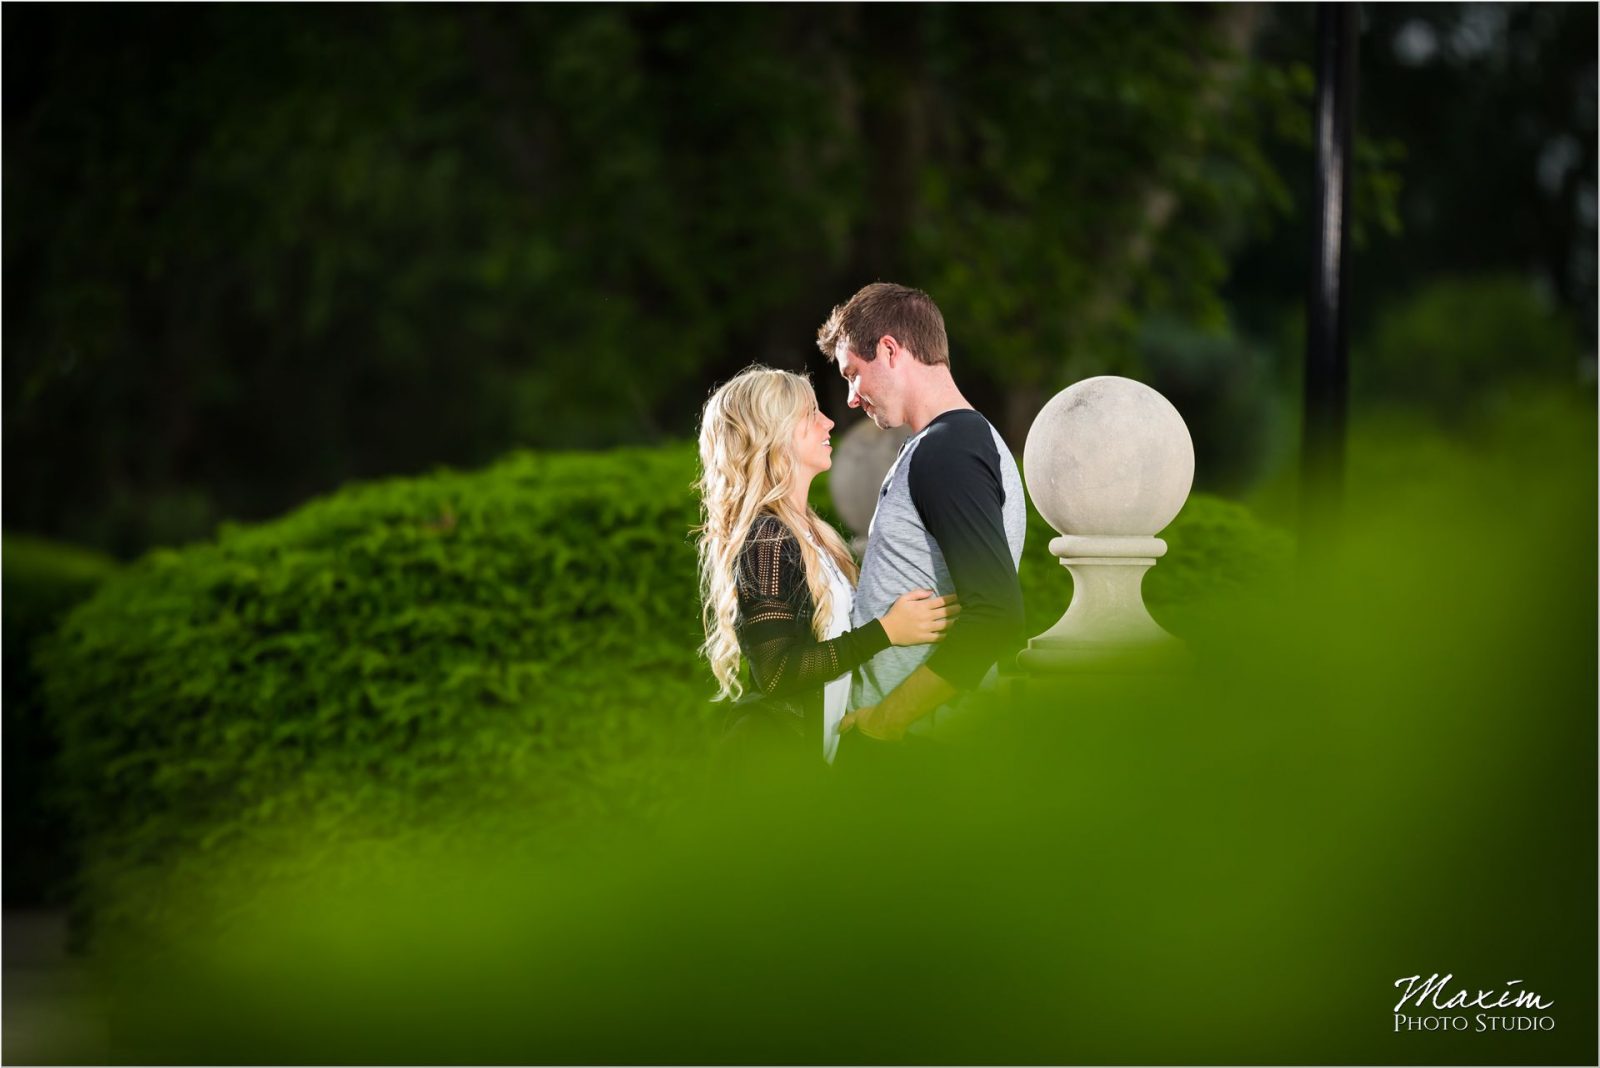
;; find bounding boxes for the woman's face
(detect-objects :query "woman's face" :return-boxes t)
[791,401,836,480]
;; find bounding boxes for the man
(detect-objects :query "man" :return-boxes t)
[816,282,1026,744]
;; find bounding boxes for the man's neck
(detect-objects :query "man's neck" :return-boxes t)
[904,379,974,434]
[902,362,972,434]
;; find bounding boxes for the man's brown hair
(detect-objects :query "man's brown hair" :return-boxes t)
[815,282,950,366]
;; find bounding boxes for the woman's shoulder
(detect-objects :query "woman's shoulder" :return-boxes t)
[742,511,798,550]
[737,512,805,598]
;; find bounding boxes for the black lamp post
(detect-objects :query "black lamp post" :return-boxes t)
[1301,3,1359,558]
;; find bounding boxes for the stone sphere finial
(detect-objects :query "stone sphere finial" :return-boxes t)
[1020,375,1195,672]
[1023,375,1195,539]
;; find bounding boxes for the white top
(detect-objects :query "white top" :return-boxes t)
[807,531,854,766]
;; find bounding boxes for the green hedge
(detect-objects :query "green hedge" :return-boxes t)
[40,441,1289,934]
[38,446,720,933]
[3,534,120,905]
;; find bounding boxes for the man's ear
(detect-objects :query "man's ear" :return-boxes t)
[879,334,901,367]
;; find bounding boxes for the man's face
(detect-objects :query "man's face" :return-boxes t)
[834,338,901,429]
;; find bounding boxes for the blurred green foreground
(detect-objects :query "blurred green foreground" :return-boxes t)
[26,393,1600,1066]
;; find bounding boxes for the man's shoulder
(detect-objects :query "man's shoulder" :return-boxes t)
[924,407,998,436]
[909,409,1005,466]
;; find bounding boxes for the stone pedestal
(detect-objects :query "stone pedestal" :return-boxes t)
[1020,376,1195,672]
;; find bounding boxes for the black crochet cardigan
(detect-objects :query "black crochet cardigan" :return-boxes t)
[725,513,891,752]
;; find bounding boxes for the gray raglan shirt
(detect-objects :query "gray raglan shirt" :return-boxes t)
[849,408,1027,735]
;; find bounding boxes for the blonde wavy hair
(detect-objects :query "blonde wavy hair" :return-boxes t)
[694,365,859,702]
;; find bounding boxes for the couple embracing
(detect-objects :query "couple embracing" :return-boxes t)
[695,283,1027,769]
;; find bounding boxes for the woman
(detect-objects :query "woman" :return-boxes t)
[694,365,958,766]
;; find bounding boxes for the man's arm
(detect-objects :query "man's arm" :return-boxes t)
[849,413,1024,739]
[843,665,955,740]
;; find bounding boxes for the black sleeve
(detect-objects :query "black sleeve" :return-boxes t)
[906,415,1026,691]
[735,516,892,699]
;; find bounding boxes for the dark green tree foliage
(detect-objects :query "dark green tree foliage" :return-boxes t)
[1357,3,1598,340]
[1226,3,1597,353]
[5,5,1308,555]
[36,440,1287,934]
[4,6,852,555]
[908,5,1299,440]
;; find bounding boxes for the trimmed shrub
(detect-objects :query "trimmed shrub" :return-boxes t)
[38,446,718,934]
[3,534,119,905]
[1353,274,1583,418]
[1019,493,1294,647]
